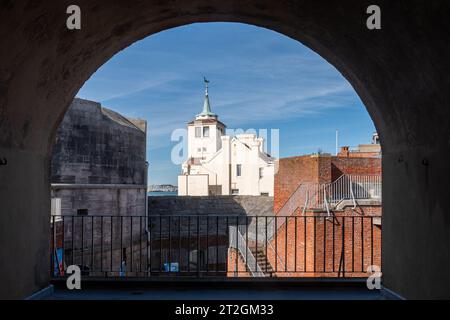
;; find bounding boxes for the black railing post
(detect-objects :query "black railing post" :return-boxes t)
[62,216,65,276]
[149,216,152,275]
[323,216,326,273]
[168,216,171,275]
[226,217,229,275]
[304,216,306,272]
[179,216,182,275]
[130,216,133,273]
[100,216,103,276]
[235,216,238,276]
[313,216,316,273]
[371,217,374,267]
[159,216,162,273]
[285,216,288,272]
[187,216,191,273]
[245,216,248,271]
[91,216,94,273]
[216,216,219,274]
[110,216,113,275]
[139,216,142,274]
[81,216,84,271]
[50,216,55,277]
[275,216,278,272]
[352,216,355,272]
[72,216,75,267]
[361,216,364,273]
[206,216,209,274]
[265,216,268,274]
[294,216,297,273]
[197,216,200,276]
[255,217,258,273]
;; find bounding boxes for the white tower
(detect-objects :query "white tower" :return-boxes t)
[187,78,226,160]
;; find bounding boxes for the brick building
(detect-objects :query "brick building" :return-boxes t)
[226,138,382,278]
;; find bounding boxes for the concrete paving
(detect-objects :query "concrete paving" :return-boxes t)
[45,283,383,300]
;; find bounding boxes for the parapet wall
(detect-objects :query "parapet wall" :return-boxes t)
[148,195,274,216]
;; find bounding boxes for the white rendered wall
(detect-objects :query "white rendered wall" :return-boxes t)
[187,121,224,159]
[178,174,209,196]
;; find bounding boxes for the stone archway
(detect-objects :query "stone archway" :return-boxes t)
[1,0,450,299]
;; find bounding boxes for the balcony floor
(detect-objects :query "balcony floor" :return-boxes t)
[45,278,386,300]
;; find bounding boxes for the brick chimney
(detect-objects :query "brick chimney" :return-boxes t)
[338,146,350,157]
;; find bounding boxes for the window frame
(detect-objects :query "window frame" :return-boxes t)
[195,126,202,137]
[236,164,242,177]
[203,126,210,137]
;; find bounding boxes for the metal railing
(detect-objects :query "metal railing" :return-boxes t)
[50,214,381,279]
[270,174,382,239]
[305,174,382,211]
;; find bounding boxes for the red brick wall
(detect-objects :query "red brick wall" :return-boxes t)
[274,156,321,213]
[227,248,252,277]
[331,157,381,180]
[266,208,382,277]
[274,155,381,214]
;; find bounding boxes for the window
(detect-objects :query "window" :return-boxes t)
[231,189,239,195]
[202,147,207,152]
[236,164,242,177]
[203,126,210,137]
[260,192,269,196]
[77,208,88,216]
[195,127,201,137]
[259,168,264,179]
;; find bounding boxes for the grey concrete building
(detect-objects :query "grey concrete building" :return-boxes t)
[50,98,147,217]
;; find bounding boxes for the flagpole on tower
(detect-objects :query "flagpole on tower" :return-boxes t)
[335,129,339,156]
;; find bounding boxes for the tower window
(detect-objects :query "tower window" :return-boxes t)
[236,164,242,177]
[259,168,264,179]
[203,126,210,137]
[195,127,201,137]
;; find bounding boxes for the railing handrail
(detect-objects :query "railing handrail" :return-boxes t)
[275,181,304,215]
[266,236,285,269]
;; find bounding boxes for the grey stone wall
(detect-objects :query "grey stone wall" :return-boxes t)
[52,187,146,216]
[147,195,274,243]
[51,98,147,185]
[148,195,274,216]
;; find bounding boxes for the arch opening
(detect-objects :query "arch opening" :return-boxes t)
[49,22,382,287]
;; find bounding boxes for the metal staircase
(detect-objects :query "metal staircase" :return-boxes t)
[249,246,275,276]
[267,174,382,240]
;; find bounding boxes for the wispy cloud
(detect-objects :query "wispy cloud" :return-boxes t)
[77,22,373,185]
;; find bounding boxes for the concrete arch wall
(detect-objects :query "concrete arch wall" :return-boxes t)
[0,0,449,299]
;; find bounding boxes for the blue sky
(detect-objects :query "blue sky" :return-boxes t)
[77,22,376,185]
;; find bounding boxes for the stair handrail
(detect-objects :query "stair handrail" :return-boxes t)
[229,225,265,277]
[266,236,285,271]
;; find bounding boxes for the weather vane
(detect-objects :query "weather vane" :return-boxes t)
[203,76,209,93]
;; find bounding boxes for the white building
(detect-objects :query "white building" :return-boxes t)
[178,79,275,196]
